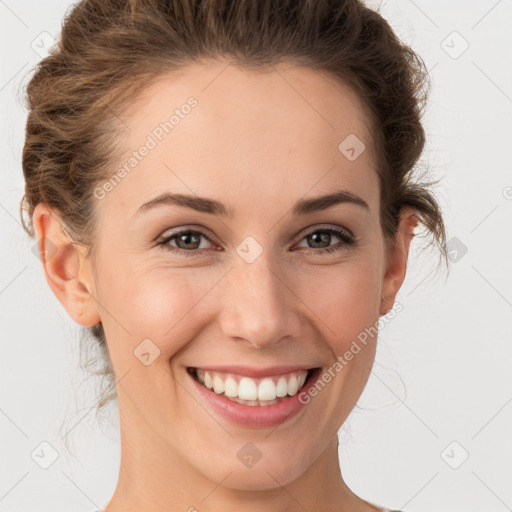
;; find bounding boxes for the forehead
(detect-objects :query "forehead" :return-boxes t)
[124,59,375,154]
[99,59,379,218]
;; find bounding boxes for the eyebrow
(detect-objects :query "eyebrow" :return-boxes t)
[134,189,369,218]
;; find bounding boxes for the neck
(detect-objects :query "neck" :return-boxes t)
[103,405,379,512]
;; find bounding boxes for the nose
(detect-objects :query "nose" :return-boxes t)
[217,249,302,349]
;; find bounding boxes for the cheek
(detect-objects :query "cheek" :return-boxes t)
[295,258,383,351]
[96,267,213,414]
[106,267,219,357]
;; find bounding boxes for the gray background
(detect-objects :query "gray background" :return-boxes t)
[1,0,511,510]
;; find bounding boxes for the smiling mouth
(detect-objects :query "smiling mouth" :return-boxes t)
[187,367,320,406]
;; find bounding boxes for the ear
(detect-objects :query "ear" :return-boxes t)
[379,207,419,316]
[32,203,101,327]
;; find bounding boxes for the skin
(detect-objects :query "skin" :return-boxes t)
[33,59,417,512]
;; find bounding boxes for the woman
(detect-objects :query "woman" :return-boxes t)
[20,1,447,510]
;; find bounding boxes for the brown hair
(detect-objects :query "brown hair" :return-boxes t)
[20,0,448,417]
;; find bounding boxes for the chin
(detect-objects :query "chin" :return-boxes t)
[197,450,308,491]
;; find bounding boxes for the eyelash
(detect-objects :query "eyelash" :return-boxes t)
[156,226,355,257]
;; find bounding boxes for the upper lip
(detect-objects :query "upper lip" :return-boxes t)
[188,365,319,379]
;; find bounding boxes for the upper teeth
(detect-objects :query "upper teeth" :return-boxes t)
[194,369,309,401]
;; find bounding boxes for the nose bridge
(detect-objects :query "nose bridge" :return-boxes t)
[217,243,300,348]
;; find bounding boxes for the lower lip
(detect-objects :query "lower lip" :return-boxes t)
[187,367,321,428]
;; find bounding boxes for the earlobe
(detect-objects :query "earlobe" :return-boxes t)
[32,203,101,326]
[379,208,419,316]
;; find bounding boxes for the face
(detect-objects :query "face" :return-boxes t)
[35,59,415,492]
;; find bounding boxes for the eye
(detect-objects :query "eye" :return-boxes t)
[157,228,216,256]
[293,226,355,255]
[156,225,356,257]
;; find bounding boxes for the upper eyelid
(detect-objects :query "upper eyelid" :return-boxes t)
[296,223,354,239]
[159,226,218,245]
